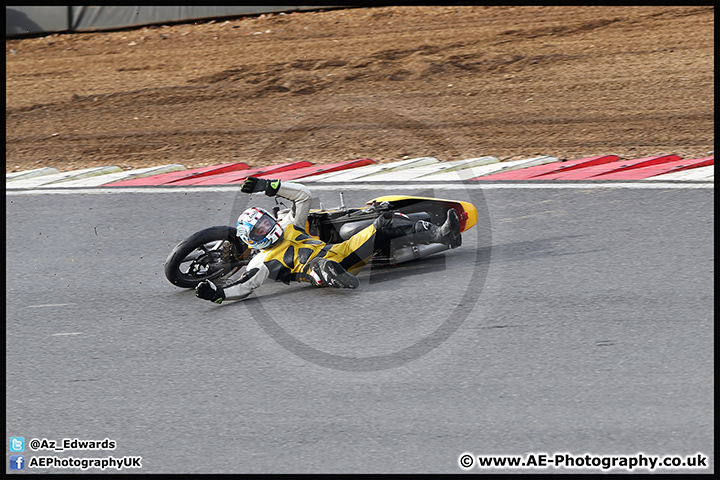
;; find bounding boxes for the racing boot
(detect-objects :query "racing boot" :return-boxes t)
[304,258,359,289]
[373,209,462,248]
[413,208,462,248]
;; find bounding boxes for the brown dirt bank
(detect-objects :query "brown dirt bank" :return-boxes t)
[6,6,714,173]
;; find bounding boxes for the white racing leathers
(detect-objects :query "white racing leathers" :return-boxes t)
[223,181,313,301]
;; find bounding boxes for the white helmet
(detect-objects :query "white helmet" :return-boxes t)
[236,207,284,249]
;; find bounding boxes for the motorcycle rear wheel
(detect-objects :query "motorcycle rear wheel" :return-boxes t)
[164,226,249,288]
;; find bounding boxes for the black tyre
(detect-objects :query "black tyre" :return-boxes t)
[164,226,250,288]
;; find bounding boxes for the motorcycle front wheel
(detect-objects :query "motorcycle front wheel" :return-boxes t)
[164,226,250,288]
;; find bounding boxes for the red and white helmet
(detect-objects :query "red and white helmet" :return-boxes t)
[236,207,284,249]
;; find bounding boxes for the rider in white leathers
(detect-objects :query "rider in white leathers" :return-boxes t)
[195,177,461,304]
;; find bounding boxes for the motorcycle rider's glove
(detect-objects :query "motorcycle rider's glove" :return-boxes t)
[241,176,281,196]
[195,280,226,304]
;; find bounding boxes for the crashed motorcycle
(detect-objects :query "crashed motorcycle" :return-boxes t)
[164,193,478,288]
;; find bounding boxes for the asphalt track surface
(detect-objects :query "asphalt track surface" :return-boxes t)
[6,183,714,473]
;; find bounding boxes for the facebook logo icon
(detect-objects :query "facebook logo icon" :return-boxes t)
[10,455,25,470]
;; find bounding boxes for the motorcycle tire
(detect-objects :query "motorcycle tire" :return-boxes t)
[164,226,249,288]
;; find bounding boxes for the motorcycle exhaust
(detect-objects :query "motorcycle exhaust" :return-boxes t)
[391,242,450,264]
